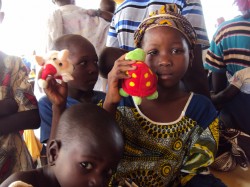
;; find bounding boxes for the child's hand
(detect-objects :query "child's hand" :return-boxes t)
[44,77,68,108]
[86,9,101,17]
[38,69,68,108]
[106,54,136,104]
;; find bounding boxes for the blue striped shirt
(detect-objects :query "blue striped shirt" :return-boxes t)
[106,0,209,51]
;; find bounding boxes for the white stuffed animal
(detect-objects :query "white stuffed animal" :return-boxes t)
[35,49,74,88]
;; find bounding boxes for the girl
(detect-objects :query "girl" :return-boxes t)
[104,5,226,187]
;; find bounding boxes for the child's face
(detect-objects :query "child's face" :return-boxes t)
[53,133,121,187]
[67,42,99,92]
[141,26,190,89]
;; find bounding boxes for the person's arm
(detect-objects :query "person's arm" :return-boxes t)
[103,53,136,117]
[0,98,18,117]
[97,9,113,22]
[211,84,240,106]
[211,71,228,94]
[43,77,68,141]
[0,110,40,135]
[87,9,113,22]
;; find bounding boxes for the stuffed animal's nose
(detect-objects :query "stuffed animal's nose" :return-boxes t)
[59,63,63,66]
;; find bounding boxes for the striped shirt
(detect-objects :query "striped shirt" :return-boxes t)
[204,15,250,76]
[106,0,209,51]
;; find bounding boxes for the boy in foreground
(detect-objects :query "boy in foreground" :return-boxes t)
[1,103,124,187]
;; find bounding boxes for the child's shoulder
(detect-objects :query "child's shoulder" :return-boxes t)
[188,93,215,112]
[186,93,217,127]
[191,93,212,103]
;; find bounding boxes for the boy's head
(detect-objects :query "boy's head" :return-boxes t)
[100,0,116,14]
[47,103,124,187]
[53,34,99,92]
[99,47,127,79]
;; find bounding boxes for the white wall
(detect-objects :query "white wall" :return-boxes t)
[0,0,100,56]
[200,0,241,41]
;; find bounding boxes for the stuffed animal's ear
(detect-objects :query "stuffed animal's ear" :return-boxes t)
[34,56,45,66]
[58,49,69,60]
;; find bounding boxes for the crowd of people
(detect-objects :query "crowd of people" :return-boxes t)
[0,0,250,186]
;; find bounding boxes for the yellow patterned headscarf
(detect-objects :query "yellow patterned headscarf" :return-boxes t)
[134,4,197,49]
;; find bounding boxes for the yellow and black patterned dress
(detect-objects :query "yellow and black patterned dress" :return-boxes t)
[112,93,219,187]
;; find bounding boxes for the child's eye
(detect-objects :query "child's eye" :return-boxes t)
[172,48,184,54]
[79,61,87,66]
[80,162,93,170]
[147,50,158,56]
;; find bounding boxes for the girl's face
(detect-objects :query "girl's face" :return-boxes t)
[141,27,190,89]
[67,42,99,92]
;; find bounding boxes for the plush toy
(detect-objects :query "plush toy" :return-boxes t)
[35,49,74,88]
[119,48,158,105]
[9,181,33,187]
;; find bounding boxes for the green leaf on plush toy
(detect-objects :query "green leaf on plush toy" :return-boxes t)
[125,48,146,61]
[119,88,129,97]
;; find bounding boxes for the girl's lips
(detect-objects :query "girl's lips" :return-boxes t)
[158,73,173,80]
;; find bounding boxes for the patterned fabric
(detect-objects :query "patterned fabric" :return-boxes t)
[134,4,197,49]
[106,0,209,51]
[204,14,250,77]
[0,134,34,183]
[211,127,250,171]
[0,52,37,112]
[0,51,37,183]
[39,92,105,143]
[110,93,219,186]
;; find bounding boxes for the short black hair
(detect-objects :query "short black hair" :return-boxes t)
[52,34,93,51]
[55,103,123,149]
[99,47,127,79]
